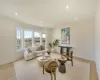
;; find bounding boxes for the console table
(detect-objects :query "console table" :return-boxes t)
[58,46,72,55]
[58,46,74,66]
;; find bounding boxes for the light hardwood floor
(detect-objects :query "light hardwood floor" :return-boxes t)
[0,54,98,80]
[0,63,16,80]
[74,56,98,80]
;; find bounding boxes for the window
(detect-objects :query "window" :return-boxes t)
[34,32,40,46]
[24,30,32,48]
[16,27,47,50]
[16,28,22,50]
[42,33,46,45]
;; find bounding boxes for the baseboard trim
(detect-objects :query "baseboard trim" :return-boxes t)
[73,56,93,63]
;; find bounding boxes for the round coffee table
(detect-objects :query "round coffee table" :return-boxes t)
[37,56,51,67]
[37,56,51,74]
[58,57,67,73]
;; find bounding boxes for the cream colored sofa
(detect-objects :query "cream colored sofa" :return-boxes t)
[24,46,46,61]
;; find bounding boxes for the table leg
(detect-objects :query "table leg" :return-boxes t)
[60,47,63,55]
[53,72,56,80]
[66,47,72,60]
[50,73,53,80]
[43,65,44,74]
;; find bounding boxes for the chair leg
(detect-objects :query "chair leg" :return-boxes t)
[50,73,53,80]
[43,65,44,74]
[53,72,56,80]
[71,60,73,66]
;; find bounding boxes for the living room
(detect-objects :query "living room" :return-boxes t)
[0,0,100,80]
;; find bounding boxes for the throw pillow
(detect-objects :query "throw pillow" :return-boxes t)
[41,45,45,50]
[36,46,41,51]
[28,48,32,53]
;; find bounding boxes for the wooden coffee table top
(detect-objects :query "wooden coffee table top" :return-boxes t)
[37,56,51,62]
[58,56,67,61]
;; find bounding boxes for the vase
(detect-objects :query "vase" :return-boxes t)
[47,51,51,55]
[51,47,57,53]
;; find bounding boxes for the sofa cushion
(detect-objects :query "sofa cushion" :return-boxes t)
[41,45,45,50]
[28,46,38,52]
[36,46,41,51]
[36,45,45,51]
[28,48,32,53]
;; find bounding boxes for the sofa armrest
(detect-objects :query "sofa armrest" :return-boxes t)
[24,50,28,56]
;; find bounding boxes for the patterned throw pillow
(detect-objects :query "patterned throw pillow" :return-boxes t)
[28,48,32,53]
[36,45,45,51]
[41,45,45,50]
[36,46,41,51]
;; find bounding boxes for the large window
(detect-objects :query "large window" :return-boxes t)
[16,28,47,50]
[24,30,32,48]
[34,32,40,46]
[42,33,46,45]
[16,28,22,50]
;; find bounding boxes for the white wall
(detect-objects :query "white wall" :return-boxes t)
[46,29,52,45]
[0,16,16,65]
[95,0,100,78]
[52,19,95,61]
[0,15,52,65]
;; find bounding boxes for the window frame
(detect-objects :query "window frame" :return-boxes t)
[33,32,41,46]
[23,29,33,48]
[16,27,23,51]
[42,33,46,45]
[16,28,47,51]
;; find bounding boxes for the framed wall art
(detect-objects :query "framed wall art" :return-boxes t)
[61,28,70,44]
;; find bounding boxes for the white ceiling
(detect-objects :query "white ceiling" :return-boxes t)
[0,0,98,28]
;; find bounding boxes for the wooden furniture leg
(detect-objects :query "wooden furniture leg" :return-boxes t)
[71,56,73,66]
[60,47,63,55]
[71,52,73,66]
[53,72,56,80]
[50,71,53,80]
[71,60,73,66]
[43,65,44,74]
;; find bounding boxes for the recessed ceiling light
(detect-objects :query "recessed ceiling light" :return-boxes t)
[74,18,78,21]
[40,21,43,24]
[40,21,42,23]
[15,13,18,15]
[66,5,69,9]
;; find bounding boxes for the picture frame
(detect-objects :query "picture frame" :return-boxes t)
[61,28,70,44]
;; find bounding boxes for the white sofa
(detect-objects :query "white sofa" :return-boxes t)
[24,46,46,61]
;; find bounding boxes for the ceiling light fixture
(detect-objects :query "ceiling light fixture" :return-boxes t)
[74,18,78,21]
[66,5,69,9]
[15,13,18,15]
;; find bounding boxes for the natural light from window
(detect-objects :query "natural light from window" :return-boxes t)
[16,28,22,50]
[16,28,47,50]
[24,30,32,48]
[34,32,40,46]
[42,33,46,45]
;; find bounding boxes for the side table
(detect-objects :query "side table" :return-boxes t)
[58,57,67,73]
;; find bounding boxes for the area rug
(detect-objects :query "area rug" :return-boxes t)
[14,54,90,80]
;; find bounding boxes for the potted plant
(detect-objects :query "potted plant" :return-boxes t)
[48,39,59,53]
[46,43,52,55]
